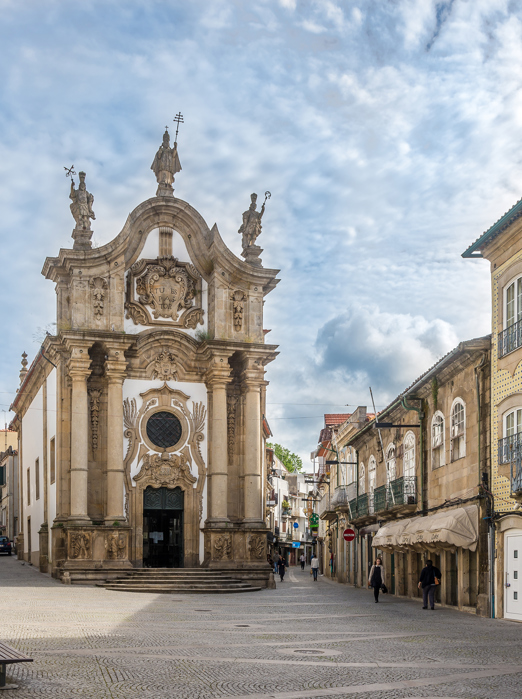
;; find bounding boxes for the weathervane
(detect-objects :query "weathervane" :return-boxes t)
[64,165,76,184]
[173,112,184,143]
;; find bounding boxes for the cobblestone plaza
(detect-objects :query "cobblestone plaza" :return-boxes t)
[1,557,522,699]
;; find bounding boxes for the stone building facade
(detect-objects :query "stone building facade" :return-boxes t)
[318,337,491,616]
[10,131,280,586]
[463,201,522,620]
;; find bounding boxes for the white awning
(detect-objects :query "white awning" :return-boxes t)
[372,505,479,553]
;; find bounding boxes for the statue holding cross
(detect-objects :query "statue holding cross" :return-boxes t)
[151,114,183,197]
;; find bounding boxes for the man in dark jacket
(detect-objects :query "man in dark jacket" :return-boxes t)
[418,559,442,610]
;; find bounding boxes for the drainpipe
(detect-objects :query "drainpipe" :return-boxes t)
[401,395,425,513]
[475,351,494,618]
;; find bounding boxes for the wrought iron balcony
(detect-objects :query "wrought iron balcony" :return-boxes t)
[374,485,387,513]
[356,493,369,517]
[498,434,522,495]
[387,476,417,506]
[498,320,522,358]
[349,497,357,518]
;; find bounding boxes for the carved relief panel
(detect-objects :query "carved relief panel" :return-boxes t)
[125,256,204,329]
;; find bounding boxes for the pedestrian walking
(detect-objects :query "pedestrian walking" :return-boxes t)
[273,552,280,575]
[418,559,441,610]
[278,555,286,582]
[311,554,319,581]
[300,553,305,570]
[368,557,385,603]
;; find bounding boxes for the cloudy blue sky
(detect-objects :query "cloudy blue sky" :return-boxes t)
[1,0,521,464]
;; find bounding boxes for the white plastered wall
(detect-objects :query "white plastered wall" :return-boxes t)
[123,378,208,562]
[124,228,208,339]
[46,369,57,560]
[21,385,44,557]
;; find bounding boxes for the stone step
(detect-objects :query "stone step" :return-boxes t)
[102,585,262,594]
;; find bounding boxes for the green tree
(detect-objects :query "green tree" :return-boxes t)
[267,442,303,472]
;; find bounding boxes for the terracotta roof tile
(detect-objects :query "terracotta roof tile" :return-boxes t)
[324,413,351,427]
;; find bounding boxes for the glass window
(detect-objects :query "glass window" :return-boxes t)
[403,432,415,478]
[146,411,182,449]
[359,463,365,494]
[505,277,522,329]
[385,445,396,484]
[450,400,466,461]
[432,412,445,469]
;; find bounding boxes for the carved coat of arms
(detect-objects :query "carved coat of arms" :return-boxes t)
[125,257,204,328]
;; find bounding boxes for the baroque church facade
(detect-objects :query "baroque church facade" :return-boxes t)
[11,129,279,586]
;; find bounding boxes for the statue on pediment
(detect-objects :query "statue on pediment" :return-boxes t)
[151,129,181,196]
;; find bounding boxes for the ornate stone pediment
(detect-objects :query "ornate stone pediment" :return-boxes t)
[134,450,197,489]
[125,256,204,328]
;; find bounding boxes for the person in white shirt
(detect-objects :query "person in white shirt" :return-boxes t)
[311,554,320,581]
[299,553,305,570]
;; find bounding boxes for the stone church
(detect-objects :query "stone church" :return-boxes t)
[11,128,279,587]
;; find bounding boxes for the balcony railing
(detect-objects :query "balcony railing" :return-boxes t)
[498,321,522,358]
[388,476,417,506]
[356,493,368,517]
[374,485,387,513]
[498,434,522,495]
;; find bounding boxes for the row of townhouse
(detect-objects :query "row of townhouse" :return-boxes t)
[265,447,315,565]
[0,431,19,543]
[314,190,522,622]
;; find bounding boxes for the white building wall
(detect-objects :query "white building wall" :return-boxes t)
[21,385,44,557]
[123,228,208,339]
[46,369,57,560]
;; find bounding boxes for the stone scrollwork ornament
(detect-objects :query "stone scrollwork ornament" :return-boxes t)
[89,389,102,452]
[150,351,178,381]
[213,535,232,561]
[125,257,204,329]
[134,450,196,489]
[248,535,265,560]
[69,531,92,559]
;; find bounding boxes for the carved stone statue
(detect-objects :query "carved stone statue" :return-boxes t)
[151,129,181,197]
[238,193,267,267]
[239,193,265,249]
[70,172,95,250]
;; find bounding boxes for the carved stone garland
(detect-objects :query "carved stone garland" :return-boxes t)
[69,531,92,559]
[213,534,232,561]
[248,534,265,560]
[125,256,204,329]
[227,394,237,456]
[88,388,102,452]
[106,532,127,559]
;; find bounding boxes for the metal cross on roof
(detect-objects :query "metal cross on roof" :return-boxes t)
[173,112,184,142]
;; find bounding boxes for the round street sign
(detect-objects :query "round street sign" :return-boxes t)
[293,522,299,529]
[343,528,355,542]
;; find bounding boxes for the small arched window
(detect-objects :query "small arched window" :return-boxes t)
[385,444,396,484]
[431,411,445,469]
[359,462,365,494]
[505,275,522,329]
[450,399,466,461]
[368,456,376,512]
[403,431,415,478]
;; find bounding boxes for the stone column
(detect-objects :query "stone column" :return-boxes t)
[206,377,230,523]
[105,348,127,522]
[243,381,262,524]
[68,347,92,522]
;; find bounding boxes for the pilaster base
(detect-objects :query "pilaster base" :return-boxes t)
[203,525,269,568]
[51,522,133,584]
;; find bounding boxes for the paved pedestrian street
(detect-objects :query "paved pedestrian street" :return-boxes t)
[1,557,522,699]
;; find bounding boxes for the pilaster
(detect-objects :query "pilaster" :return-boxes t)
[66,342,93,524]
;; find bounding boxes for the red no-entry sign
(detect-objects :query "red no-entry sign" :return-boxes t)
[343,528,355,542]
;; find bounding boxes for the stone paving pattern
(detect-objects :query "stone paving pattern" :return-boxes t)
[1,557,521,698]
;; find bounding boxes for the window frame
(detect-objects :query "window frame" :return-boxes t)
[358,462,365,494]
[403,431,416,478]
[431,410,446,469]
[450,398,466,462]
[385,443,396,484]
[504,274,522,330]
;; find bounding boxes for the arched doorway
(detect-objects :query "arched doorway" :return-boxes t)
[143,486,184,568]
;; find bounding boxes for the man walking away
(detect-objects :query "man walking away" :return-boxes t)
[273,552,280,575]
[311,554,319,581]
[300,553,305,570]
[418,559,442,610]
[278,555,286,582]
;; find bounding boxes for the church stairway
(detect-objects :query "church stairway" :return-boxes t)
[100,568,263,594]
